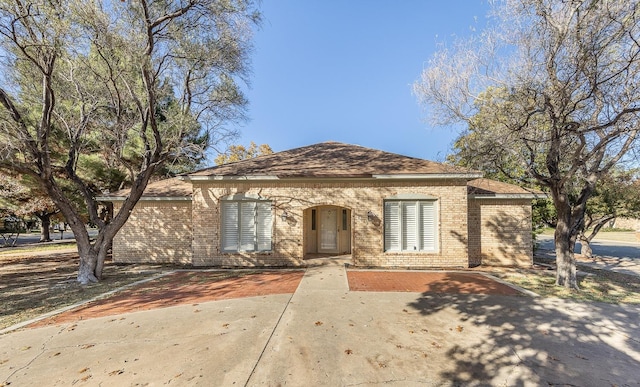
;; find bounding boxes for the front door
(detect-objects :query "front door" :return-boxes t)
[319,208,338,253]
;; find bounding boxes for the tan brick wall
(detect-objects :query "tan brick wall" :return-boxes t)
[468,198,533,267]
[191,179,470,268]
[614,217,640,231]
[112,200,193,264]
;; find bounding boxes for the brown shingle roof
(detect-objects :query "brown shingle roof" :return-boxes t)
[108,177,192,198]
[187,141,479,179]
[467,178,542,197]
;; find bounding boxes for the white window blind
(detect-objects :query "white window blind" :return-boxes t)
[221,202,239,251]
[384,201,400,251]
[256,202,273,251]
[420,202,436,251]
[221,200,272,252]
[402,202,418,251]
[384,200,437,252]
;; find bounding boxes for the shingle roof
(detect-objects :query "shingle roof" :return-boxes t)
[103,144,539,200]
[187,141,479,179]
[467,178,542,198]
[108,177,192,198]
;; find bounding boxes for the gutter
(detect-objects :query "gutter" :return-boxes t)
[96,196,192,202]
[180,173,484,182]
[469,193,546,200]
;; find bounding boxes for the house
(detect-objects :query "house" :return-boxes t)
[107,142,538,268]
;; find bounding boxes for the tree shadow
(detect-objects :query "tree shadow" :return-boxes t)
[408,290,640,385]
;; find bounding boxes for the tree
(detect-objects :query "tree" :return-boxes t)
[214,141,273,165]
[414,0,640,289]
[577,170,640,257]
[0,172,60,242]
[0,0,259,284]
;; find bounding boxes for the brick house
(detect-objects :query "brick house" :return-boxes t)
[107,142,538,268]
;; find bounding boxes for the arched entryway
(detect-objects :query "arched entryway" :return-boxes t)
[303,205,352,258]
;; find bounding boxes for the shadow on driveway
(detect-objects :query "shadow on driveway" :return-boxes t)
[410,292,640,385]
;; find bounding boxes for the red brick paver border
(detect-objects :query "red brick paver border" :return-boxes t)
[30,271,304,328]
[347,271,522,295]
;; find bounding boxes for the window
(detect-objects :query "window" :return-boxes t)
[221,200,272,252]
[384,200,437,252]
[311,209,316,231]
[342,209,348,230]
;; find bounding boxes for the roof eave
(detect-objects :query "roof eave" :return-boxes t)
[469,193,545,200]
[373,173,483,180]
[181,173,483,182]
[97,196,192,202]
[181,175,280,181]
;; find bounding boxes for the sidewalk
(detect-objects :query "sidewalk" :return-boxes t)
[1,259,639,386]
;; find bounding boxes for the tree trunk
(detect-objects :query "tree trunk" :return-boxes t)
[578,233,593,258]
[95,246,108,279]
[554,208,580,290]
[76,242,101,284]
[75,228,113,284]
[38,213,52,242]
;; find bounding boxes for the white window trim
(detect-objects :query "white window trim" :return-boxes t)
[384,199,439,253]
[221,199,273,253]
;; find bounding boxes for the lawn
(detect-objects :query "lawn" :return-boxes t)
[0,249,167,330]
[490,259,640,304]
[2,244,639,332]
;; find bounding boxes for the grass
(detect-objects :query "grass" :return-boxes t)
[0,251,167,330]
[0,270,159,330]
[491,260,640,304]
[0,242,77,256]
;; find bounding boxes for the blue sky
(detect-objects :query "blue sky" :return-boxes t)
[235,0,490,161]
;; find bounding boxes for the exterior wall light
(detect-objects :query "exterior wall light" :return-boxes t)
[367,211,375,222]
[281,211,288,222]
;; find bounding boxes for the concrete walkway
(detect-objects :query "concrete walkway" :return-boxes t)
[2,259,640,386]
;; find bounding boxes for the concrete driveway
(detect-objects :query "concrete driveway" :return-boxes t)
[1,261,639,386]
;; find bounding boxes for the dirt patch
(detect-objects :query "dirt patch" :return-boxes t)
[0,251,167,330]
[347,271,523,295]
[29,270,304,328]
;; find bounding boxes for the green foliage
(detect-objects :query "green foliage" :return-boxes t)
[0,0,260,282]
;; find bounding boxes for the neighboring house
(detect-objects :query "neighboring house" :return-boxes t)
[106,142,538,268]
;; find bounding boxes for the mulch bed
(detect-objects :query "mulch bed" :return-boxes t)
[347,271,523,295]
[29,270,304,328]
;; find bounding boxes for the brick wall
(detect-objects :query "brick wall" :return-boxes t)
[112,200,193,264]
[191,179,470,268]
[468,198,533,267]
[613,217,640,231]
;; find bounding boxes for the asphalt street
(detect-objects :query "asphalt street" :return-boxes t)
[537,234,640,260]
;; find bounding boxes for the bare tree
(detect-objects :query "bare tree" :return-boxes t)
[414,0,640,289]
[577,171,640,257]
[0,0,259,284]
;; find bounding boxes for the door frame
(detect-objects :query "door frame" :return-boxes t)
[303,205,352,257]
[318,207,339,254]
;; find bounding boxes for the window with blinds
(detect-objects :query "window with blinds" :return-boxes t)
[221,200,272,252]
[384,200,437,252]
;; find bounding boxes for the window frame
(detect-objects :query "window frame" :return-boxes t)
[221,198,273,253]
[383,199,438,253]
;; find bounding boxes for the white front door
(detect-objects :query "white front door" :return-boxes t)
[319,208,338,253]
